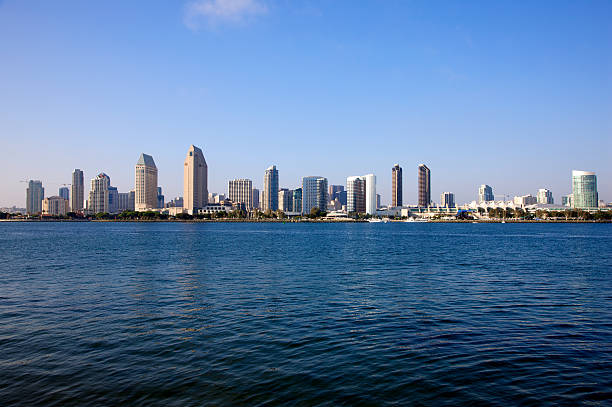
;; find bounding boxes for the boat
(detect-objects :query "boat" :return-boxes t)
[367,218,383,223]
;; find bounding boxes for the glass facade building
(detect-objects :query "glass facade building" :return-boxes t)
[572,170,598,209]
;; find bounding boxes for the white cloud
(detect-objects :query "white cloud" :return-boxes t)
[184,0,268,30]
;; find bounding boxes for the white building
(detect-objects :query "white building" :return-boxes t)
[302,176,328,214]
[88,173,111,213]
[440,192,455,208]
[135,153,158,211]
[183,145,208,214]
[364,174,376,215]
[537,189,554,205]
[228,179,253,210]
[513,194,537,207]
[263,165,279,211]
[279,188,293,212]
[26,180,44,214]
[346,176,366,213]
[42,196,69,216]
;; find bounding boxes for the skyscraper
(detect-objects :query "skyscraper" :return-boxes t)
[537,189,553,205]
[292,188,302,213]
[252,188,260,209]
[59,187,69,202]
[478,184,494,203]
[572,170,598,209]
[302,176,328,214]
[157,187,164,209]
[364,173,376,215]
[88,173,111,213]
[392,164,402,207]
[328,185,344,202]
[26,180,44,214]
[346,176,366,214]
[279,188,293,212]
[135,153,158,211]
[441,192,455,208]
[228,179,253,209]
[183,145,208,214]
[263,165,279,212]
[71,169,84,212]
[418,164,431,207]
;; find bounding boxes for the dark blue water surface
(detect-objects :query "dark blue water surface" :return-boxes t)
[1,222,611,406]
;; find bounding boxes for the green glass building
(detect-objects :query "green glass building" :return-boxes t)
[572,170,598,209]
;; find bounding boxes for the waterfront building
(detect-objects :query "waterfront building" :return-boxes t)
[572,170,598,209]
[228,179,253,210]
[328,185,344,203]
[108,186,119,214]
[279,188,293,212]
[292,188,302,213]
[364,174,377,215]
[42,196,69,216]
[183,145,208,214]
[302,176,328,214]
[118,190,135,211]
[59,187,69,202]
[392,164,402,207]
[88,173,111,213]
[440,192,455,208]
[346,176,366,213]
[376,194,381,210]
[252,188,260,209]
[157,187,164,209]
[337,190,347,207]
[166,196,183,208]
[562,194,573,207]
[478,184,494,203]
[513,194,537,207]
[26,180,44,214]
[263,165,279,212]
[418,164,431,207]
[135,153,158,211]
[71,169,84,212]
[537,189,554,204]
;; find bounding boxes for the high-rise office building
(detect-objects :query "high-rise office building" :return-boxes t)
[279,188,293,212]
[418,164,431,207]
[376,194,381,210]
[364,174,376,215]
[88,173,111,213]
[328,185,344,203]
[71,169,84,212]
[478,184,494,203]
[263,165,279,212]
[252,188,260,209]
[302,176,328,214]
[337,190,347,207]
[135,153,158,211]
[59,187,69,202]
[26,180,44,214]
[292,188,302,213]
[118,191,135,211]
[440,192,455,208]
[572,170,598,209]
[108,186,119,214]
[42,196,69,216]
[228,179,253,209]
[392,164,402,207]
[346,176,366,213]
[562,194,573,207]
[157,187,164,209]
[537,189,553,204]
[183,145,208,214]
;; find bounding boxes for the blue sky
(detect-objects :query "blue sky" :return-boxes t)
[1,0,610,206]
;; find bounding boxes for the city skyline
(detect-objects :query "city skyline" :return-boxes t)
[0,1,610,206]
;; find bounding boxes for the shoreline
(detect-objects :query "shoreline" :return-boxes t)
[1,219,610,224]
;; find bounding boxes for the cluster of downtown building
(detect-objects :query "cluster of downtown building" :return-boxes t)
[19,144,604,217]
